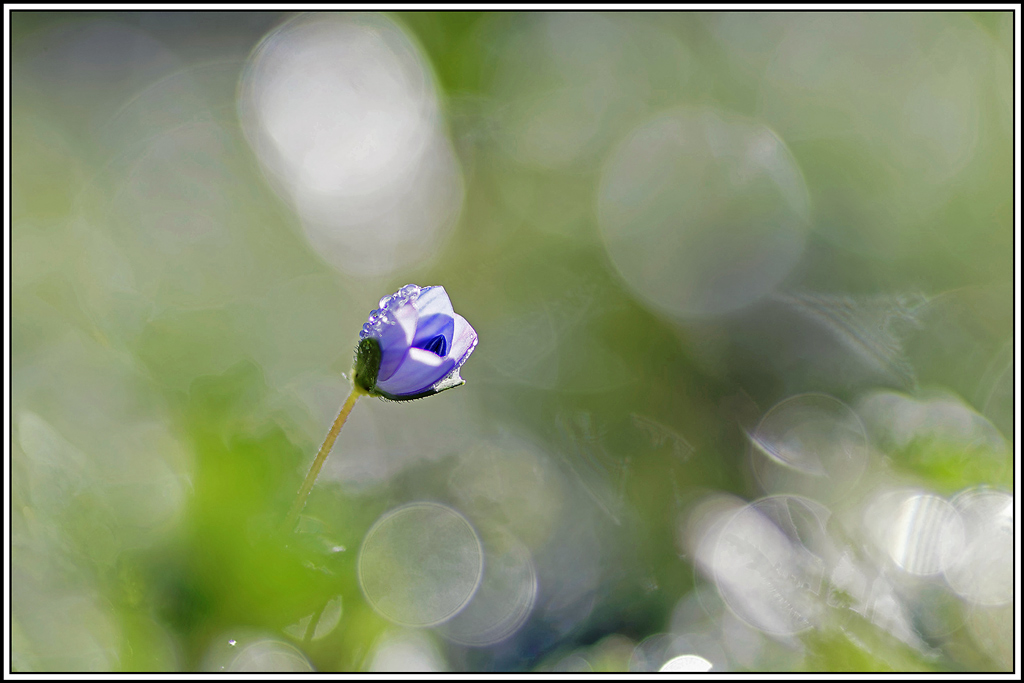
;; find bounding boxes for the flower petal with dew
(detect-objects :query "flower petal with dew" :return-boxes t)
[354,284,478,400]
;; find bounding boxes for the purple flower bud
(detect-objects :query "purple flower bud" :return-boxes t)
[355,284,478,400]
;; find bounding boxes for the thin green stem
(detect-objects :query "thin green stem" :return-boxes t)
[284,387,363,532]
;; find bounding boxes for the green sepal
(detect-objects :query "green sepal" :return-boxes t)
[352,337,381,394]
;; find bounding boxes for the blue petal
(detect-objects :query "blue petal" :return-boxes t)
[375,302,418,382]
[412,286,455,318]
[376,347,456,396]
[422,333,448,356]
[412,313,455,352]
[447,313,478,370]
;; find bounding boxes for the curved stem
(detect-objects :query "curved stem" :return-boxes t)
[284,388,363,532]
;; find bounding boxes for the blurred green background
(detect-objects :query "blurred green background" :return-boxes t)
[10,11,1015,672]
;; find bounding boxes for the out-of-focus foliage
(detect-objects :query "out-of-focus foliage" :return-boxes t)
[10,10,1015,672]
